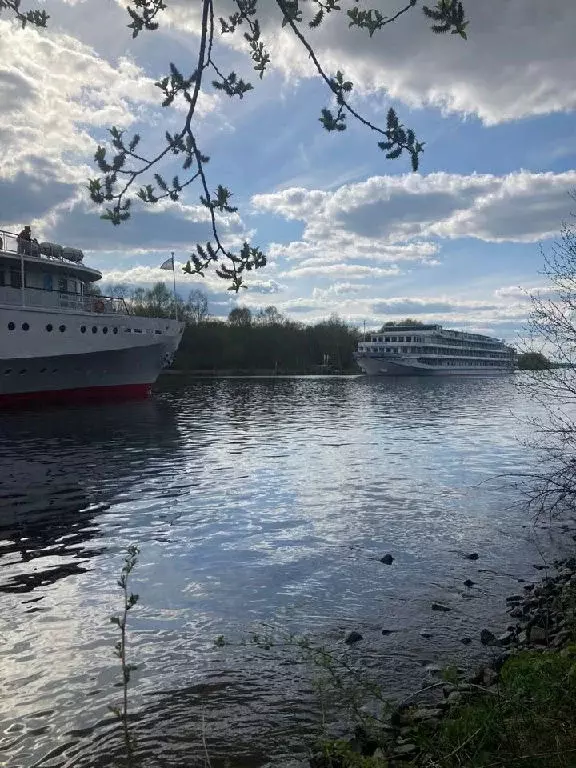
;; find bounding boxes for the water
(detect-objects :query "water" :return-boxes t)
[0,375,567,767]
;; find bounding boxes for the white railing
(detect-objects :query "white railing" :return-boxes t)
[0,227,87,268]
[0,285,129,315]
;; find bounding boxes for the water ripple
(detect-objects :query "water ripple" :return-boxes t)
[0,376,567,766]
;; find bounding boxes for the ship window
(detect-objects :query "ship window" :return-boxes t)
[103,326,108,334]
[113,327,118,334]
[43,274,53,291]
[10,268,21,289]
[59,325,66,332]
[92,326,98,334]
[385,337,390,342]
[81,325,86,333]
[4,369,12,375]
[0,269,4,286]
[22,322,29,331]
[8,322,14,331]
[154,330,162,335]
[46,324,53,332]
[19,369,26,375]
[134,328,142,334]
[406,336,411,342]
[58,277,67,293]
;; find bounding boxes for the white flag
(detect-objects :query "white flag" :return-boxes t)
[160,255,174,271]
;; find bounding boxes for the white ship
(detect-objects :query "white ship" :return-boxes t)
[355,324,515,376]
[0,227,184,406]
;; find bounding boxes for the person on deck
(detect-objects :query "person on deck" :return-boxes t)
[17,226,32,255]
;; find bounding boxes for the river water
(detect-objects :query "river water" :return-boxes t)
[0,375,568,767]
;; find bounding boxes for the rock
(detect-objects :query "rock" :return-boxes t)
[420,631,434,639]
[460,636,472,645]
[345,631,363,645]
[411,708,442,721]
[380,553,395,565]
[534,564,547,570]
[497,631,515,646]
[371,748,386,761]
[393,743,417,757]
[463,579,476,588]
[551,630,570,648]
[524,583,535,591]
[492,652,511,672]
[431,602,451,612]
[509,607,523,619]
[446,691,462,706]
[506,594,524,603]
[517,630,528,645]
[381,629,395,636]
[482,667,499,686]
[529,626,548,644]
[464,552,479,560]
[480,629,497,646]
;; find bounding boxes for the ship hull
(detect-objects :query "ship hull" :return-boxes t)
[0,343,175,404]
[356,356,513,376]
[0,305,184,406]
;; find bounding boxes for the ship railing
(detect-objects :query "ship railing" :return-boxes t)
[0,285,130,315]
[0,228,86,267]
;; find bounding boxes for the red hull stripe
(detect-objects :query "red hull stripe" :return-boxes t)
[0,383,151,408]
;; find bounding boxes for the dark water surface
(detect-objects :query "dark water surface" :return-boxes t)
[0,376,565,766]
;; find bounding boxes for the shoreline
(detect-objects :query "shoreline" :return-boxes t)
[313,551,576,766]
[158,369,361,378]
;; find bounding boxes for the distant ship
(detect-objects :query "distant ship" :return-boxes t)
[355,324,515,376]
[0,227,184,405]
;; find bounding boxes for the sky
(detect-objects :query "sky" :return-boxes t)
[1,0,576,341]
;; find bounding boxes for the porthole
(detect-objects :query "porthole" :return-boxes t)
[40,368,47,373]
[46,324,53,332]
[102,326,108,334]
[4,369,12,375]
[59,325,66,333]
[92,326,97,334]
[113,327,118,334]
[22,323,29,331]
[51,369,57,373]
[8,322,14,331]
[19,369,26,375]
[81,326,86,333]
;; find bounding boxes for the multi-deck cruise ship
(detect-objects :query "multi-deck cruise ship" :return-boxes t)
[0,227,184,405]
[355,324,515,376]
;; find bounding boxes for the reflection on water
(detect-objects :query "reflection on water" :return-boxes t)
[0,376,563,766]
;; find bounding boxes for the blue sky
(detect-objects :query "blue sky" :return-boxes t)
[1,0,576,340]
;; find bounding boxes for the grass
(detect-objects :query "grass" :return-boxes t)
[414,650,576,768]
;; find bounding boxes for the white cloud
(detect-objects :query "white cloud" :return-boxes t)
[280,263,401,279]
[254,171,576,263]
[158,0,576,124]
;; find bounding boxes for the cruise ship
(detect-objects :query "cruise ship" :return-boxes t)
[0,227,184,406]
[355,324,515,376]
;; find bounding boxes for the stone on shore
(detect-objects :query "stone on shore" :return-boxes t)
[463,579,476,588]
[464,552,479,560]
[345,630,363,645]
[480,629,497,646]
[380,554,395,565]
[431,602,451,612]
